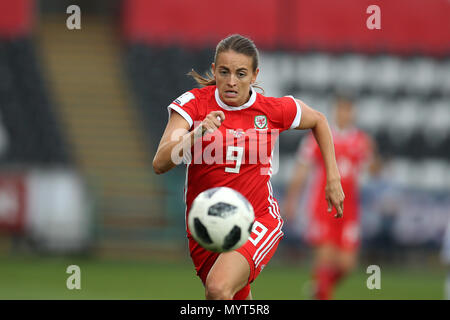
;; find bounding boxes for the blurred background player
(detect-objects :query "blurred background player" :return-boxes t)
[283,95,380,300]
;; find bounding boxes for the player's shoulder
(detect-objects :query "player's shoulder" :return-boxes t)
[188,86,215,100]
[255,94,295,113]
[174,86,215,105]
[257,93,292,105]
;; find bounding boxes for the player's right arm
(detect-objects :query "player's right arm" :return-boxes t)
[152,110,225,174]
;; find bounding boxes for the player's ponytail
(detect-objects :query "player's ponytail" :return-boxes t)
[188,34,264,94]
[187,69,216,87]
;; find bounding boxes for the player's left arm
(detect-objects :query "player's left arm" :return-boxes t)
[293,98,344,218]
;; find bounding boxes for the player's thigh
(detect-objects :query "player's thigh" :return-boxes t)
[309,217,341,265]
[206,250,250,295]
[307,213,335,248]
[336,248,358,272]
[314,243,340,266]
[332,219,359,271]
[340,219,360,248]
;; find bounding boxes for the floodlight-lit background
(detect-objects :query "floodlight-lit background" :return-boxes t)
[0,0,449,299]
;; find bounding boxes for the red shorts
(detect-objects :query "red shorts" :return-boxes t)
[307,211,360,252]
[188,213,283,300]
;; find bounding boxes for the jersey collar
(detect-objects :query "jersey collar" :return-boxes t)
[215,86,257,111]
[332,125,357,137]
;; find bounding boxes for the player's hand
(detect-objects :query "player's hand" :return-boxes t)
[199,111,225,135]
[325,178,345,218]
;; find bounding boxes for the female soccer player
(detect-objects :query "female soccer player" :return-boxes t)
[283,96,379,299]
[153,34,344,300]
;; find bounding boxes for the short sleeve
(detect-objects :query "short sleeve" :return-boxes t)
[296,133,319,165]
[282,96,302,130]
[167,91,198,129]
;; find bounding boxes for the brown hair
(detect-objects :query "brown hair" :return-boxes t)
[188,34,263,93]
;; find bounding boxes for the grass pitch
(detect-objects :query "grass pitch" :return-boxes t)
[0,255,445,300]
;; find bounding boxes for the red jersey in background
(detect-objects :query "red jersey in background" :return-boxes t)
[297,128,372,250]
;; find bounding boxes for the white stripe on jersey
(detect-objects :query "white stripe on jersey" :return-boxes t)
[267,200,278,219]
[252,182,283,267]
[168,103,194,129]
[267,181,280,217]
[252,218,281,261]
[267,149,274,177]
[184,163,190,227]
[286,95,302,129]
[255,227,284,268]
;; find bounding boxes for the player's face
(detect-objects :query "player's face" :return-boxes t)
[212,50,259,107]
[335,100,355,129]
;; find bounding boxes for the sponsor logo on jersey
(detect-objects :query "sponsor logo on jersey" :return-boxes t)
[227,129,246,138]
[254,115,268,129]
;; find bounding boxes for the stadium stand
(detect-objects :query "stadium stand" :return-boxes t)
[0,38,70,165]
[37,15,171,256]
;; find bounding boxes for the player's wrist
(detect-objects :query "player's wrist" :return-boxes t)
[326,174,341,183]
[325,163,341,182]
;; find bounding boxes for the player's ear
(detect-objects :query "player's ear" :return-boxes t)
[211,63,217,81]
[251,68,259,84]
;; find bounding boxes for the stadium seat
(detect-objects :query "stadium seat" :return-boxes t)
[436,59,450,96]
[417,160,450,190]
[387,158,416,187]
[403,57,438,96]
[291,91,333,117]
[386,98,422,144]
[258,52,284,97]
[355,94,389,134]
[295,53,333,91]
[405,130,428,159]
[331,54,369,94]
[368,55,404,95]
[441,135,450,159]
[423,98,450,146]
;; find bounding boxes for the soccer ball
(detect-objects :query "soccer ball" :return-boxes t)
[188,187,255,253]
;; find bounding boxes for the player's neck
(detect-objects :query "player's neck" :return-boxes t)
[215,87,256,110]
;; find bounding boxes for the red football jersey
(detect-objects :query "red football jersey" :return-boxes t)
[168,85,301,234]
[297,128,372,220]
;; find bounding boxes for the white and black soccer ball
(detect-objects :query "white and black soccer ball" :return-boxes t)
[188,187,255,253]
